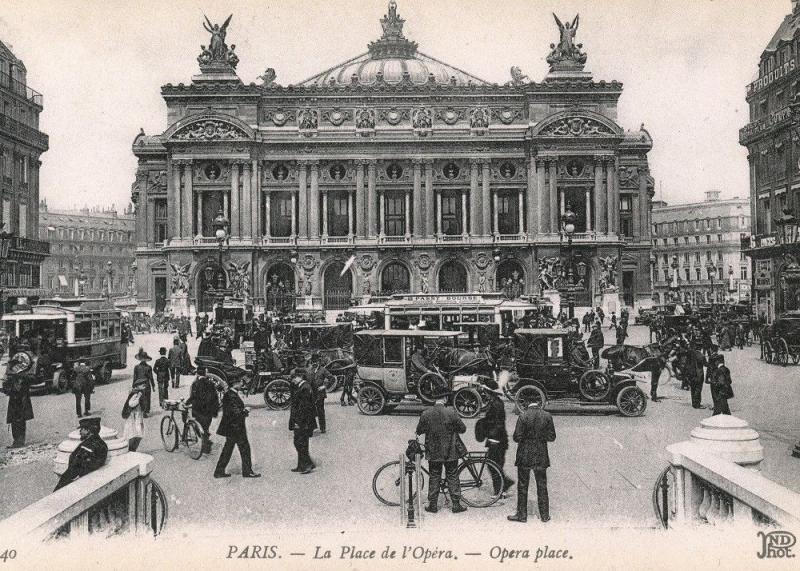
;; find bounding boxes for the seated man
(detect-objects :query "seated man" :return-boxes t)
[54,416,108,491]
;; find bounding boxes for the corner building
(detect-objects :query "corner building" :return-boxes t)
[131,3,655,315]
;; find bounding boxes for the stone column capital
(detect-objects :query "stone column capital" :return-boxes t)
[422,158,435,166]
[412,158,426,165]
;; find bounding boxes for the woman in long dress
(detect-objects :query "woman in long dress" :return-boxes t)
[122,380,147,452]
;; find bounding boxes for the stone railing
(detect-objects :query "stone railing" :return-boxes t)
[0,453,167,541]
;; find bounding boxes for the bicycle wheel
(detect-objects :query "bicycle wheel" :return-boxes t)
[184,419,204,460]
[160,416,178,452]
[372,461,426,507]
[457,457,503,508]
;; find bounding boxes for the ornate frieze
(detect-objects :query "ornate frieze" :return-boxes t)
[173,120,249,141]
[434,160,468,182]
[618,165,647,189]
[263,108,296,126]
[262,161,298,184]
[492,107,522,125]
[193,161,231,184]
[298,108,319,135]
[491,161,525,181]
[412,107,433,136]
[322,108,352,126]
[376,161,411,183]
[319,162,355,183]
[469,107,490,135]
[379,108,409,125]
[540,116,614,137]
[435,107,466,125]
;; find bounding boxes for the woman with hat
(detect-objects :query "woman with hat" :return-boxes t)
[121,379,147,451]
[707,353,733,415]
[133,348,156,417]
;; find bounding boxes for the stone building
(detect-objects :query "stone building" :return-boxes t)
[0,39,49,315]
[651,191,751,307]
[739,0,800,321]
[38,202,136,297]
[131,3,655,316]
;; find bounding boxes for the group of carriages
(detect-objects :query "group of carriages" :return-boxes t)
[760,311,800,366]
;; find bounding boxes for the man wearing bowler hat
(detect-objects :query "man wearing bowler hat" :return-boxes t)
[54,416,108,491]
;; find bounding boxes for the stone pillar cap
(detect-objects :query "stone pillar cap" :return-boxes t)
[690,415,760,443]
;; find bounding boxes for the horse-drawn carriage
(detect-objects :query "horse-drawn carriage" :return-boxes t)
[353,330,496,418]
[510,329,647,417]
[761,311,800,365]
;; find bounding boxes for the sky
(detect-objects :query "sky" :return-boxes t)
[0,0,792,211]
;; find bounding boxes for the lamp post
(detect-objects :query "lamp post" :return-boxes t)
[707,262,715,303]
[0,225,13,317]
[129,259,137,296]
[105,260,114,299]
[560,204,578,319]
[670,255,679,303]
[79,269,87,298]
[212,209,229,290]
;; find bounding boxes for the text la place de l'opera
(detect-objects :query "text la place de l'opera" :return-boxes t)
[129,2,655,316]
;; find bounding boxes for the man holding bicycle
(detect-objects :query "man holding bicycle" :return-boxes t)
[415,396,468,514]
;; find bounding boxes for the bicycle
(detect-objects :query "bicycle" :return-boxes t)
[372,440,504,508]
[160,399,204,460]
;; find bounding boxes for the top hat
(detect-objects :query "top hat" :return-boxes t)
[78,416,101,433]
[135,348,151,361]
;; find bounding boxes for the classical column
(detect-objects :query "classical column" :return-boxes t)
[413,159,424,236]
[290,191,297,236]
[527,157,537,236]
[223,190,229,219]
[460,190,467,236]
[264,189,271,238]
[481,160,491,237]
[348,189,354,237]
[537,158,547,233]
[548,158,558,233]
[251,161,260,238]
[424,160,434,236]
[138,174,148,245]
[606,159,616,234]
[309,161,320,239]
[492,191,499,235]
[518,189,525,234]
[168,160,179,240]
[146,197,155,245]
[241,161,252,238]
[639,168,649,240]
[469,158,480,235]
[322,190,328,237]
[403,191,411,238]
[379,191,385,235]
[436,190,442,235]
[367,160,377,237]
[559,189,565,217]
[632,194,640,238]
[197,191,203,237]
[355,160,365,238]
[585,188,592,232]
[230,162,240,237]
[181,160,192,238]
[594,157,606,233]
[297,162,308,237]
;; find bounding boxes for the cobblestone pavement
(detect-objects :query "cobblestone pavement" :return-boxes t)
[1,326,798,532]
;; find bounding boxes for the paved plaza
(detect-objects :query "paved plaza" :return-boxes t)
[2,325,798,533]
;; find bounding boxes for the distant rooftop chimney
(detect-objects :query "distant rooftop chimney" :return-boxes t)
[704,190,721,202]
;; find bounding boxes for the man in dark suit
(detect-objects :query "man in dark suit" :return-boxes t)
[214,376,260,478]
[289,369,317,474]
[72,360,95,418]
[54,416,108,491]
[186,367,220,453]
[509,399,556,523]
[483,379,514,495]
[153,348,170,408]
[707,353,733,415]
[2,366,34,449]
[309,357,332,433]
[587,322,604,369]
[415,396,468,514]
[682,342,706,409]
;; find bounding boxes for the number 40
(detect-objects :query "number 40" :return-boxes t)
[0,550,16,562]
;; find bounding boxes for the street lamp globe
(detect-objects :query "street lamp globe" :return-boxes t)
[212,210,229,242]
[562,204,577,236]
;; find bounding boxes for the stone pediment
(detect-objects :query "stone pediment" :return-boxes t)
[532,110,623,138]
[164,111,255,142]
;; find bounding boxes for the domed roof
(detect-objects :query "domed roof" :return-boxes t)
[298,1,489,88]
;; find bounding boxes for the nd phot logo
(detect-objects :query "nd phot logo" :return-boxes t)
[756,531,796,559]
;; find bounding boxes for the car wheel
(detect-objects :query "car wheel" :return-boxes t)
[514,385,546,414]
[357,384,385,416]
[264,379,292,410]
[616,386,647,417]
[578,370,612,402]
[453,387,482,419]
[418,372,448,404]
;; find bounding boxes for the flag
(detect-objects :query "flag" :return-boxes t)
[341,255,356,276]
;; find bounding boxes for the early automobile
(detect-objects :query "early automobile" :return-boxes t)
[1,297,128,393]
[353,329,489,418]
[212,296,253,348]
[510,329,647,417]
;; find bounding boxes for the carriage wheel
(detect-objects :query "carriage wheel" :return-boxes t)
[763,341,773,364]
[357,384,385,416]
[779,339,791,366]
[578,370,612,402]
[514,385,547,414]
[453,387,482,419]
[264,379,292,410]
[617,386,647,417]
[418,372,449,404]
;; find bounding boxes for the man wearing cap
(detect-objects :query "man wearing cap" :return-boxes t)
[153,348,171,408]
[133,349,156,417]
[214,376,260,478]
[587,322,605,369]
[415,396,468,514]
[509,399,556,523]
[483,379,514,496]
[288,369,317,474]
[71,360,95,418]
[54,416,108,491]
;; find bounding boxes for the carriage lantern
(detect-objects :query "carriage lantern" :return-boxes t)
[212,210,229,289]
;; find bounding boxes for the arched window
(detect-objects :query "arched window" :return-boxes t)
[381,262,410,294]
[438,260,467,293]
[324,262,352,309]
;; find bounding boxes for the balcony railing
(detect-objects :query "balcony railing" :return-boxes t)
[0,71,43,106]
[0,113,49,151]
[8,236,50,255]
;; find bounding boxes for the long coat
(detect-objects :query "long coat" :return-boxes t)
[3,375,34,424]
[187,376,220,418]
[54,433,109,491]
[483,394,508,450]
[415,403,467,462]
[133,362,155,390]
[513,406,556,470]
[153,357,170,384]
[708,364,734,400]
[71,363,94,394]
[587,329,605,350]
[288,381,317,434]
[216,389,248,438]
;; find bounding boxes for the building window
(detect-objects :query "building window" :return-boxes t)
[497,191,519,234]
[154,199,168,243]
[717,234,723,242]
[741,266,748,280]
[717,251,723,262]
[270,193,293,237]
[684,237,689,245]
[706,235,711,244]
[327,191,349,236]
[705,219,710,229]
[695,267,701,281]
[673,237,678,246]
[662,254,668,265]
[440,191,462,235]
[695,252,700,264]
[694,219,699,230]
[716,217,721,229]
[383,191,406,236]
[683,253,689,264]
[684,268,690,281]
[695,236,700,244]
